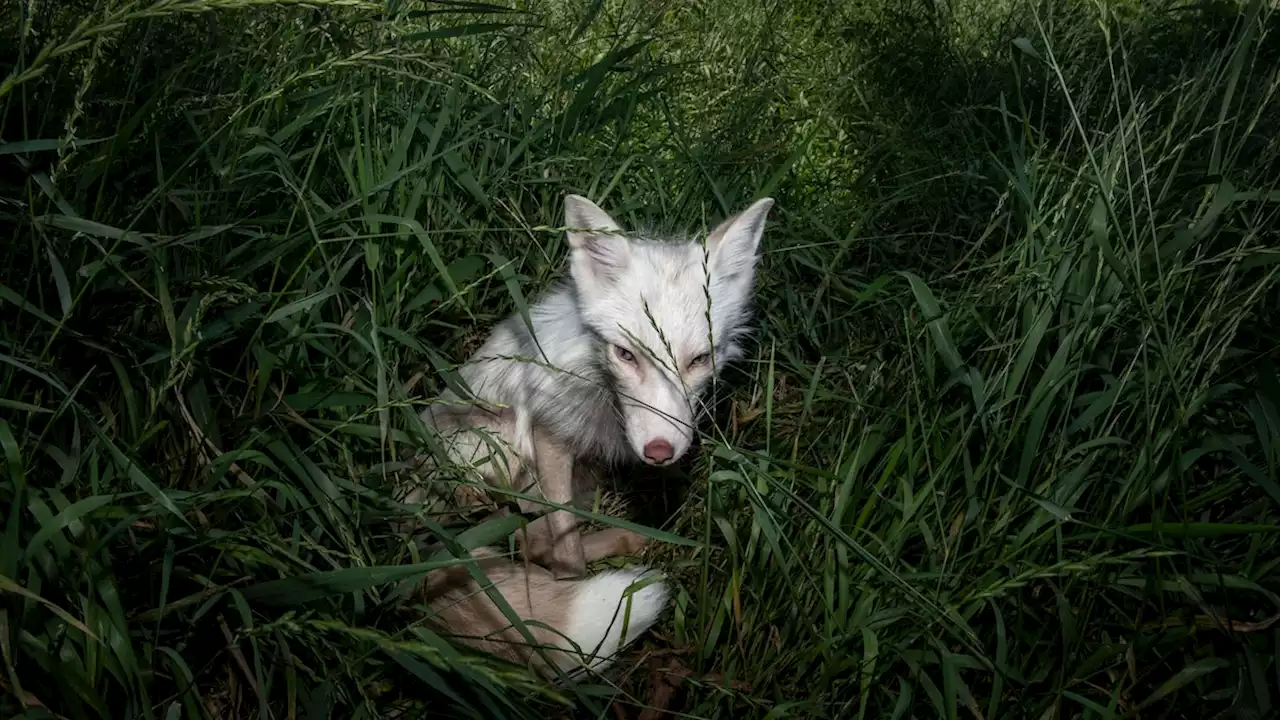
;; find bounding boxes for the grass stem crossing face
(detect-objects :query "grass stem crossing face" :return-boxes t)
[564,194,775,465]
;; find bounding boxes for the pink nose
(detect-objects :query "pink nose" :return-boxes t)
[643,438,674,464]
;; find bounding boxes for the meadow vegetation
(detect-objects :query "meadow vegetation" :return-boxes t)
[2,0,1279,717]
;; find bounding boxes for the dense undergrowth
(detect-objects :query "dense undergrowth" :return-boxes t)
[2,0,1279,718]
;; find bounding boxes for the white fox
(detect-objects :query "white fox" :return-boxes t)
[407,193,775,677]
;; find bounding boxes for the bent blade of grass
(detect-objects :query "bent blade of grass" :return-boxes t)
[243,557,488,606]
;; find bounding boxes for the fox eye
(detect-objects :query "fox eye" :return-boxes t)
[614,345,637,364]
[689,353,711,369]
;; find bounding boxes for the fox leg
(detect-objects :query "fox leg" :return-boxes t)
[514,425,587,579]
[580,527,650,561]
[397,404,524,532]
[412,403,604,577]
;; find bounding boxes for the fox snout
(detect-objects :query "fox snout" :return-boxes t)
[622,385,694,466]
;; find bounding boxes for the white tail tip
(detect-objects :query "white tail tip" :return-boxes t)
[559,567,668,676]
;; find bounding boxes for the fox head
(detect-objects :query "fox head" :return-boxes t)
[563,194,775,466]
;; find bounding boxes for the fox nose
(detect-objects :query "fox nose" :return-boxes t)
[643,438,674,464]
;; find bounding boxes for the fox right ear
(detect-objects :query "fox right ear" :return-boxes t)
[705,197,774,284]
[565,194,630,285]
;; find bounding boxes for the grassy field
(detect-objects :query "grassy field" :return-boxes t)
[3,0,1280,717]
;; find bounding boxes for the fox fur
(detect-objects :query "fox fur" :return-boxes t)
[406,193,775,678]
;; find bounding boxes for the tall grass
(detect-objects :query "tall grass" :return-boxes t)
[2,0,1278,718]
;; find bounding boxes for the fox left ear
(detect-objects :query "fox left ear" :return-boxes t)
[705,197,775,282]
[565,194,630,291]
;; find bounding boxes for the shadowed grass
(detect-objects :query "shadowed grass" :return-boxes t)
[2,0,1279,718]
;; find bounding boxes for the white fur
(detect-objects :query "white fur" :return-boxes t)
[565,195,773,462]
[435,195,775,468]
[412,195,773,679]
[558,567,669,676]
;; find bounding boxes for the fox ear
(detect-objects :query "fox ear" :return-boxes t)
[565,194,630,285]
[705,197,774,282]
